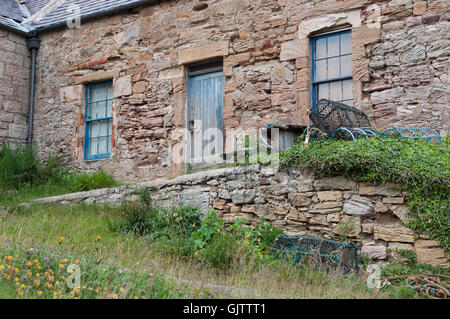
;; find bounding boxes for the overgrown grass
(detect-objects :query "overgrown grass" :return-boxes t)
[109,198,285,274]
[280,135,450,252]
[0,203,381,299]
[0,144,119,206]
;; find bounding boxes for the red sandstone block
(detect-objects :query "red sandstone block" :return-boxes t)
[89,57,108,67]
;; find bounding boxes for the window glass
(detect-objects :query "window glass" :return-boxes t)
[85,82,113,159]
[312,31,353,107]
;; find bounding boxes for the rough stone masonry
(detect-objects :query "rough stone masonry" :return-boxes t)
[32,164,449,267]
[0,29,30,147]
[9,0,445,183]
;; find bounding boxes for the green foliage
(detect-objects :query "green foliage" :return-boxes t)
[375,249,450,298]
[190,211,283,268]
[228,217,284,257]
[110,202,202,240]
[190,210,225,250]
[0,246,213,299]
[0,144,63,188]
[0,144,118,205]
[280,135,450,252]
[68,170,117,192]
[382,250,450,278]
[197,232,241,271]
[112,203,284,272]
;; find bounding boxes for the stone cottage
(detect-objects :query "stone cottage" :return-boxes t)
[0,0,449,182]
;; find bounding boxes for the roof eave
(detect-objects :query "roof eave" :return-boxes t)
[32,0,159,33]
[0,21,29,36]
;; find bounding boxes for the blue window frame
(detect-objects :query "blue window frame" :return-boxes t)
[84,81,113,160]
[311,30,353,107]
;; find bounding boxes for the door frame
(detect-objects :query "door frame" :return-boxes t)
[185,60,224,172]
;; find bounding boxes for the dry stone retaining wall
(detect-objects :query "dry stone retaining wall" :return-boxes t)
[32,164,449,267]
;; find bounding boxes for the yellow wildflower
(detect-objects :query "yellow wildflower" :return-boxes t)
[37,291,43,296]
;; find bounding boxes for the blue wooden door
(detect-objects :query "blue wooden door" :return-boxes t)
[187,70,225,167]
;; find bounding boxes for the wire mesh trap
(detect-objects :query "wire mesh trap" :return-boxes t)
[379,127,443,144]
[309,99,371,138]
[272,235,359,273]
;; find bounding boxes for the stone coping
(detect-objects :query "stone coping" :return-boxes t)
[31,164,262,205]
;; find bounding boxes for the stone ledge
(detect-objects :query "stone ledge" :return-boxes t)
[32,164,261,205]
[178,41,229,65]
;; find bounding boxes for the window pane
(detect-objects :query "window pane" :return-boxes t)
[89,138,98,156]
[97,84,108,102]
[327,57,340,79]
[89,87,98,103]
[330,81,342,102]
[99,120,109,137]
[343,99,353,106]
[327,35,340,57]
[342,79,353,100]
[341,55,352,77]
[98,137,108,155]
[318,83,329,100]
[340,32,352,55]
[90,121,99,138]
[96,101,107,119]
[315,59,327,81]
[87,103,96,120]
[106,100,113,117]
[316,38,326,59]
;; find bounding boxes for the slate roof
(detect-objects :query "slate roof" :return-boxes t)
[0,0,29,33]
[25,0,52,15]
[0,0,155,34]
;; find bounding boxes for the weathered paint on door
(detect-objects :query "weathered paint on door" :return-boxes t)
[187,70,225,168]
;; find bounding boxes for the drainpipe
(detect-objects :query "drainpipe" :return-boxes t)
[26,31,41,146]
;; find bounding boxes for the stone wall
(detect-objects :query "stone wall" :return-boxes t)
[0,29,30,146]
[364,0,450,131]
[32,164,449,267]
[30,0,449,182]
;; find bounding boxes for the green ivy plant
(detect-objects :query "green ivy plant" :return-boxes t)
[280,135,450,252]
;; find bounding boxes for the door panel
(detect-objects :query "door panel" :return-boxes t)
[188,70,225,169]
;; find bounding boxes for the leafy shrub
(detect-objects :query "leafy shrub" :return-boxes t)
[190,210,225,250]
[197,232,241,271]
[110,202,202,240]
[228,218,284,257]
[190,210,284,268]
[281,135,450,252]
